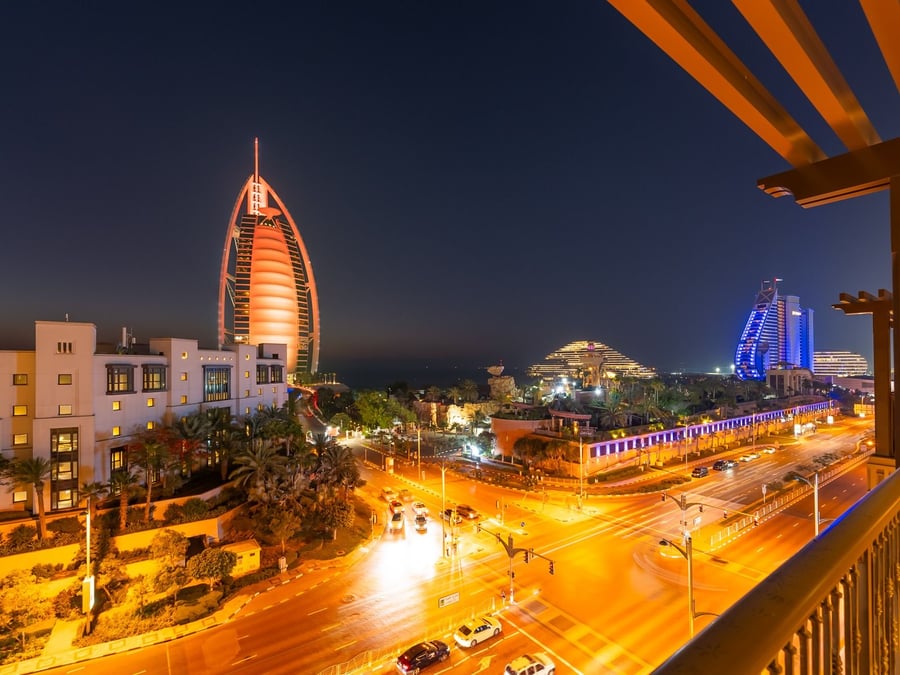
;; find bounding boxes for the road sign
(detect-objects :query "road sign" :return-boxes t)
[438,592,459,608]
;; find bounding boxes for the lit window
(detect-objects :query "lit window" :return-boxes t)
[146,421,155,430]
[12,491,26,504]
[244,389,250,397]
[245,407,250,415]
[112,426,121,437]
[181,352,188,359]
[245,354,250,360]
[13,433,27,445]
[106,365,134,393]
[58,404,73,416]
[180,395,187,404]
[142,365,166,392]
[112,400,121,411]
[258,388,262,395]
[147,398,155,407]
[58,373,72,385]
[272,387,277,394]
[12,374,27,386]
[12,405,27,416]
[244,371,250,378]
[180,372,187,381]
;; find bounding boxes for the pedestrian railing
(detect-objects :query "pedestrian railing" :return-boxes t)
[655,456,900,675]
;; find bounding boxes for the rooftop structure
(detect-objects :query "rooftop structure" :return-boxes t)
[218,139,320,381]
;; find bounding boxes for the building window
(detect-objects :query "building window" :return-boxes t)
[203,367,231,402]
[146,421,155,430]
[58,404,73,416]
[13,433,27,446]
[180,395,188,404]
[112,426,121,437]
[12,491,26,504]
[244,370,250,379]
[142,364,167,392]
[244,389,250,397]
[110,447,125,474]
[256,365,269,384]
[180,372,188,381]
[106,365,134,393]
[12,405,27,417]
[181,352,188,360]
[58,373,72,385]
[12,374,27,386]
[57,342,73,354]
[270,365,284,383]
[50,428,79,510]
[257,388,262,395]
[245,407,250,415]
[112,400,121,411]
[147,398,155,407]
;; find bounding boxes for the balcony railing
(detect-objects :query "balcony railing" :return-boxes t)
[655,461,900,675]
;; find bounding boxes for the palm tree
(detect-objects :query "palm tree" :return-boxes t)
[6,458,51,539]
[447,386,462,405]
[317,444,360,499]
[129,433,172,522]
[229,442,286,502]
[426,385,443,403]
[79,481,108,522]
[108,470,140,531]
[173,412,210,473]
[461,379,479,403]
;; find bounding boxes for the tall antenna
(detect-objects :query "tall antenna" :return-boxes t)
[254,137,259,186]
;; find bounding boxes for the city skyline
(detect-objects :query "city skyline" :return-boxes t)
[1,2,891,377]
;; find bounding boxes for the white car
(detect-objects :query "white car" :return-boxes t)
[381,487,398,502]
[505,652,555,675]
[412,501,428,516]
[389,511,404,533]
[761,446,777,454]
[454,615,502,648]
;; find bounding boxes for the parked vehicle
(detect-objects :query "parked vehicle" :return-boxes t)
[691,466,709,478]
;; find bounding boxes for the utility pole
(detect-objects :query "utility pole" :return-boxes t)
[476,524,554,603]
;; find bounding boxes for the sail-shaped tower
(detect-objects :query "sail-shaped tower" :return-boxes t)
[218,140,320,379]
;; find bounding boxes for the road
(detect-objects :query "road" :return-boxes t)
[41,418,871,675]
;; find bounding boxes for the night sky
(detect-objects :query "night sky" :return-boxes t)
[2,2,894,382]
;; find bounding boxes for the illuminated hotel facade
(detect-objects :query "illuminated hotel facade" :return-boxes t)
[218,140,320,381]
[734,279,814,381]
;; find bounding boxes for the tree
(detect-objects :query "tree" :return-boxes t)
[187,548,237,589]
[318,499,355,540]
[79,481,107,523]
[151,529,189,603]
[229,441,286,502]
[108,469,140,531]
[173,412,210,473]
[461,379,479,403]
[267,507,303,554]
[6,457,51,539]
[317,443,360,499]
[0,570,51,650]
[447,386,462,405]
[129,434,172,523]
[426,385,443,403]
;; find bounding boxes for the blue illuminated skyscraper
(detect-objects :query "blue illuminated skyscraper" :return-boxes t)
[734,279,814,380]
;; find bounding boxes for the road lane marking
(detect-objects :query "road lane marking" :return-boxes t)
[335,640,357,651]
[231,655,257,666]
[308,606,327,615]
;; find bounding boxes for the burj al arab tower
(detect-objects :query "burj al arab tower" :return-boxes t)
[218,139,320,380]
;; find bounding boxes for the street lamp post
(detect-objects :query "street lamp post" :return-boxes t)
[579,436,584,501]
[417,425,422,479]
[793,471,820,536]
[440,461,448,557]
[82,497,95,618]
[660,536,694,637]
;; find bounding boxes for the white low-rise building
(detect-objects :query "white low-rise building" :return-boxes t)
[0,320,288,515]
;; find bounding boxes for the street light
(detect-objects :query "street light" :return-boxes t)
[417,425,422,479]
[792,471,820,536]
[82,497,95,617]
[660,536,695,637]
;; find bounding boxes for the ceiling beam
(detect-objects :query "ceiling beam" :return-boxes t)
[859,0,900,97]
[607,0,824,167]
[734,0,879,151]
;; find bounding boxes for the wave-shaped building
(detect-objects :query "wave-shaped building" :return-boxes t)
[218,140,320,380]
[528,340,656,384]
[734,279,813,381]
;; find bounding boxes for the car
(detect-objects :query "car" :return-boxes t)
[441,508,463,525]
[415,514,428,532]
[398,488,413,502]
[740,451,759,462]
[761,446,777,454]
[412,501,429,516]
[456,504,479,520]
[389,511,404,533]
[691,466,709,478]
[453,615,502,648]
[395,640,450,673]
[381,487,398,502]
[504,652,555,675]
[390,500,404,514]
[712,459,737,471]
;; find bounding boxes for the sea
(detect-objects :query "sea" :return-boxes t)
[320,359,528,392]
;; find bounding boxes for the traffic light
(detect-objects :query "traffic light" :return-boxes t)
[524,550,529,563]
[699,505,703,513]
[549,561,555,575]
[476,523,481,533]
[723,510,728,519]
[753,516,759,527]
[661,492,667,502]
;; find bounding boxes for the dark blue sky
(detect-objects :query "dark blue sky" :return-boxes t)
[1,2,894,379]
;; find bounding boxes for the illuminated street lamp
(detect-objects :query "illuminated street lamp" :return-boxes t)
[791,471,820,536]
[660,536,695,637]
[82,497,95,618]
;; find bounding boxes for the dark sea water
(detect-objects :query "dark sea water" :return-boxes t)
[320,359,527,391]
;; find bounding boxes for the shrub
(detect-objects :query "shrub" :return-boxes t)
[181,498,210,522]
[53,584,81,619]
[6,524,38,551]
[32,563,63,579]
[48,517,83,535]
[163,503,184,524]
